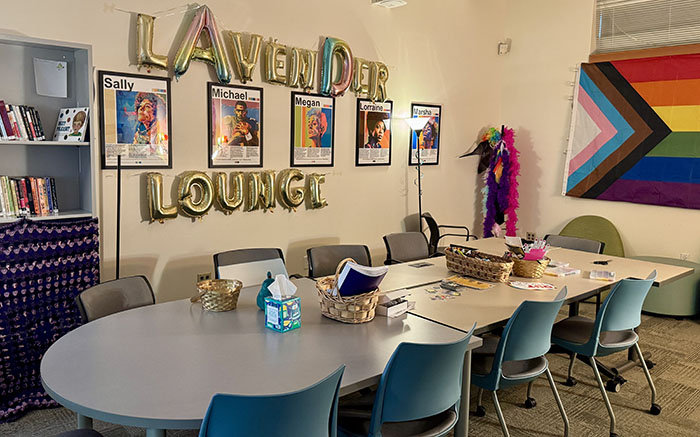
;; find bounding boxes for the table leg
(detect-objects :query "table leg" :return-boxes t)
[146,429,166,437]
[77,414,93,429]
[455,349,472,437]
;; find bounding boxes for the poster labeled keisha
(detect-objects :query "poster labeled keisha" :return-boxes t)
[208,83,263,167]
[291,92,335,167]
[356,99,392,166]
[409,103,441,166]
[99,71,172,169]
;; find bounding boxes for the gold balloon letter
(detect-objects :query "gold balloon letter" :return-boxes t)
[369,62,389,103]
[264,41,288,85]
[320,37,354,97]
[215,172,244,214]
[278,169,305,210]
[147,172,178,223]
[287,47,317,91]
[352,58,372,97]
[136,14,168,71]
[178,171,214,219]
[173,5,231,83]
[245,171,276,211]
[307,173,328,209]
[228,32,262,83]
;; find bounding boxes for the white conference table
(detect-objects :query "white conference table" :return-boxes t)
[383,237,693,334]
[41,278,481,437]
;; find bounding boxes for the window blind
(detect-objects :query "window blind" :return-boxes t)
[595,0,700,53]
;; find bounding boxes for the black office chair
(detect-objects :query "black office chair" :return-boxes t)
[544,234,604,254]
[307,245,372,278]
[75,275,155,323]
[383,232,442,265]
[421,212,476,255]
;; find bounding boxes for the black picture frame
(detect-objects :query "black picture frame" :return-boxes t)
[207,82,264,168]
[408,103,441,166]
[98,70,172,169]
[290,91,335,167]
[355,99,393,166]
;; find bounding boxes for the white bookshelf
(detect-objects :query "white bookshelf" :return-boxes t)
[0,34,96,220]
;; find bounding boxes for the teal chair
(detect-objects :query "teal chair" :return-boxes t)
[199,365,345,437]
[551,272,658,437]
[338,325,476,437]
[472,288,569,437]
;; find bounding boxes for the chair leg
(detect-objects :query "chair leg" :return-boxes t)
[476,387,486,416]
[635,343,661,415]
[491,390,511,437]
[545,368,570,437]
[524,381,537,408]
[589,356,617,437]
[564,353,577,386]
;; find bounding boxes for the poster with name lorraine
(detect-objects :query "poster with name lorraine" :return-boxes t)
[99,71,172,169]
[291,92,335,167]
[356,99,392,166]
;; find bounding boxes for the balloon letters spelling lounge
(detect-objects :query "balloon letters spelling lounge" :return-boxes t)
[135,5,389,101]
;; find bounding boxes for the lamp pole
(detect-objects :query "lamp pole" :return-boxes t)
[415,130,423,232]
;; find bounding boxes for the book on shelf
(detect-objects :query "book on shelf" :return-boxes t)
[0,102,46,141]
[335,262,389,297]
[53,107,88,142]
[0,175,60,218]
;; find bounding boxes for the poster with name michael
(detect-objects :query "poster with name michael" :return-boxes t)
[208,83,263,167]
[290,92,335,167]
[99,71,172,169]
[409,103,441,166]
[356,99,392,166]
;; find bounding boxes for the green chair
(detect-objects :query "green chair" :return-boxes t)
[559,215,625,257]
[631,256,700,317]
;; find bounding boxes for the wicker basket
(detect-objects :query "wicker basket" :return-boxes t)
[512,257,550,279]
[445,247,514,282]
[316,258,380,324]
[191,279,243,312]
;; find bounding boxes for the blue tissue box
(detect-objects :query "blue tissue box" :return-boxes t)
[264,296,301,332]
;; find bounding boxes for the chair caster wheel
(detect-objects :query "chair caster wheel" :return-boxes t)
[606,379,621,393]
[476,405,486,417]
[650,403,661,415]
[524,397,537,409]
[610,433,619,437]
[645,359,656,370]
[564,377,577,387]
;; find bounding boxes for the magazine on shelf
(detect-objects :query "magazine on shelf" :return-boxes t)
[335,262,389,297]
[54,107,89,142]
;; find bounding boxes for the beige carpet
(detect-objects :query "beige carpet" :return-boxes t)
[2,305,699,436]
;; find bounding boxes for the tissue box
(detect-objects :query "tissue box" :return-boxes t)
[264,296,301,332]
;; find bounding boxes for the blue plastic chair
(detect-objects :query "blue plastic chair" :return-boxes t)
[199,365,345,437]
[338,325,476,437]
[472,288,569,437]
[551,271,658,437]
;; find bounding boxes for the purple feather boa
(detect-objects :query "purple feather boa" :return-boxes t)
[483,127,520,237]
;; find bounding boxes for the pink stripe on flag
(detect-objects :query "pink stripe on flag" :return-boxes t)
[568,85,618,176]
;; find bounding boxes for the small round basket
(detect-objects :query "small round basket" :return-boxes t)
[191,279,243,312]
[316,258,380,324]
[512,257,550,279]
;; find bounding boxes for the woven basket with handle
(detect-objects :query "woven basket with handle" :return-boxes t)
[445,247,513,282]
[315,257,380,324]
[512,257,550,279]
[191,279,243,312]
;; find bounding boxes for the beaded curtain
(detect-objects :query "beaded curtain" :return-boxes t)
[0,218,99,422]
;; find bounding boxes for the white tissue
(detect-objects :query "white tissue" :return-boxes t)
[268,274,297,300]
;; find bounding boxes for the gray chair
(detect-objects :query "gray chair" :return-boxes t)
[213,247,289,287]
[75,275,155,323]
[383,232,441,265]
[307,245,372,278]
[544,234,604,254]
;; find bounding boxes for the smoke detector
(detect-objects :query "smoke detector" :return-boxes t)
[372,0,408,8]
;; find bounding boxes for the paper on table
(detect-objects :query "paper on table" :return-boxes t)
[34,58,67,98]
[268,274,297,300]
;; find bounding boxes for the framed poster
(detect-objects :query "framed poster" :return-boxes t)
[408,103,441,166]
[356,99,392,166]
[208,83,263,168]
[290,92,335,167]
[99,70,172,169]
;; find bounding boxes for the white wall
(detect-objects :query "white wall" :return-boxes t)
[1,0,507,301]
[502,0,700,263]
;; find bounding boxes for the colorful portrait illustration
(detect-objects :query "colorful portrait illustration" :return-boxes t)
[296,106,333,148]
[409,103,441,166]
[69,111,87,137]
[291,92,334,167]
[356,99,392,166]
[116,91,168,152]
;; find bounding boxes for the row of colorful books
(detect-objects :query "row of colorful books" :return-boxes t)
[0,100,47,141]
[0,175,59,218]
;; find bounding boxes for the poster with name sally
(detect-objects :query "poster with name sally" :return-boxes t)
[290,92,335,167]
[409,103,441,166]
[208,83,263,167]
[356,99,392,166]
[99,71,172,169]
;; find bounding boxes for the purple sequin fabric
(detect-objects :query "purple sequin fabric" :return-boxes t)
[0,217,99,422]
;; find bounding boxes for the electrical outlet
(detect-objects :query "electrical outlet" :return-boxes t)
[197,272,211,283]
[303,255,309,270]
[526,232,536,241]
[680,253,689,261]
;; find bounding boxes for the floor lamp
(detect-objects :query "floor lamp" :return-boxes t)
[405,117,430,231]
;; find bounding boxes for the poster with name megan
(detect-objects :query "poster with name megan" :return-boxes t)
[99,70,172,169]
[290,92,335,167]
[409,103,441,166]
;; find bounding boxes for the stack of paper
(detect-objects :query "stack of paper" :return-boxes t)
[545,266,581,277]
